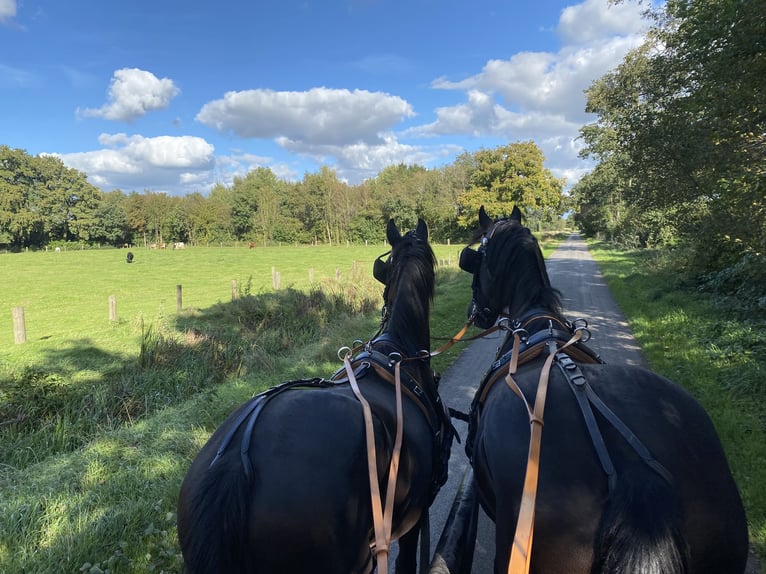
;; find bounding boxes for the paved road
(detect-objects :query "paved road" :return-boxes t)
[393,233,760,573]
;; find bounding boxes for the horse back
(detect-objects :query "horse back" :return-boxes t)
[178,376,435,573]
[472,361,749,574]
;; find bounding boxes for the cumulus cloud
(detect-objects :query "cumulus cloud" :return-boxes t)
[77,68,180,122]
[0,0,16,23]
[557,0,647,45]
[53,133,215,193]
[413,0,648,187]
[196,87,414,146]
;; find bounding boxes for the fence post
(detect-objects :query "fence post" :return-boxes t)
[108,295,117,322]
[12,306,26,344]
[176,284,183,312]
[232,279,239,301]
[309,268,314,283]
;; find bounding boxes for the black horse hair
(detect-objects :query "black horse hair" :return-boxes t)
[482,220,563,319]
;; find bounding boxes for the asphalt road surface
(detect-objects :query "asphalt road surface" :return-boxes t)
[390,233,760,573]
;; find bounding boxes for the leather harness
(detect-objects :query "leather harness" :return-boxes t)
[208,345,454,574]
[466,311,674,574]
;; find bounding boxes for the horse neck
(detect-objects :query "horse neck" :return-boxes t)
[383,283,431,359]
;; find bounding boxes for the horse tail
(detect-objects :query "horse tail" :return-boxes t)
[590,465,689,574]
[180,458,253,574]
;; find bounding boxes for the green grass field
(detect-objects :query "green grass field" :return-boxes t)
[0,243,466,360]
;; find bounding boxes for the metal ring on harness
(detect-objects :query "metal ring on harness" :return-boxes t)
[387,352,402,366]
[337,346,352,361]
[512,327,529,342]
[574,326,592,343]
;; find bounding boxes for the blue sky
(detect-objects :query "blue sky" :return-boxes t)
[1,0,649,196]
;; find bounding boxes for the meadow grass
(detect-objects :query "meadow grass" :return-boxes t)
[587,240,766,561]
[0,232,571,574]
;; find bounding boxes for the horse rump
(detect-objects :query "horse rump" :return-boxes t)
[590,463,689,574]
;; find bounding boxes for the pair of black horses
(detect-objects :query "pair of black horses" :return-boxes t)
[177,210,749,574]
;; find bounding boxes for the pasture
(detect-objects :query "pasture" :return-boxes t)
[0,243,462,361]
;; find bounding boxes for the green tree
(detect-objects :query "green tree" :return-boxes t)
[578,0,765,267]
[0,146,101,247]
[456,142,564,228]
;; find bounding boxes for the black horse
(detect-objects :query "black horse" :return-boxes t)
[458,206,748,574]
[177,218,453,574]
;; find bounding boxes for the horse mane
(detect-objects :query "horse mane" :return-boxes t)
[387,233,436,301]
[485,220,563,318]
[382,231,437,354]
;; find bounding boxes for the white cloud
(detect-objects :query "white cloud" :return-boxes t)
[276,133,459,184]
[196,87,415,146]
[77,68,180,122]
[410,0,648,188]
[52,134,215,193]
[0,0,16,23]
[557,0,647,45]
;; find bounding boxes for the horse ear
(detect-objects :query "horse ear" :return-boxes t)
[479,205,492,231]
[386,218,401,246]
[416,218,428,242]
[510,206,522,223]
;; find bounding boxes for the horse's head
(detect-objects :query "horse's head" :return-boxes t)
[460,205,561,328]
[372,218,436,356]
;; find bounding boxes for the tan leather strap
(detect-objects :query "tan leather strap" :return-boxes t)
[505,330,583,574]
[428,318,475,357]
[343,353,404,573]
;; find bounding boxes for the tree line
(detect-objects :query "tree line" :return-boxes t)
[0,141,564,250]
[570,0,764,302]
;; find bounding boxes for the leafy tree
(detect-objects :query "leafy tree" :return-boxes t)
[577,0,765,268]
[456,142,564,228]
[89,190,131,245]
[0,146,101,247]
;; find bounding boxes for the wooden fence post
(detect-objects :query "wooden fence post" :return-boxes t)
[309,268,314,283]
[232,279,239,301]
[176,284,183,312]
[108,295,117,322]
[12,306,26,344]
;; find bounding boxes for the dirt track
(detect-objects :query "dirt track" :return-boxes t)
[391,233,760,573]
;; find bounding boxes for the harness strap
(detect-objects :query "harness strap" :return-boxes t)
[209,377,340,479]
[343,353,403,574]
[506,331,583,574]
[555,355,617,491]
[558,354,674,487]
